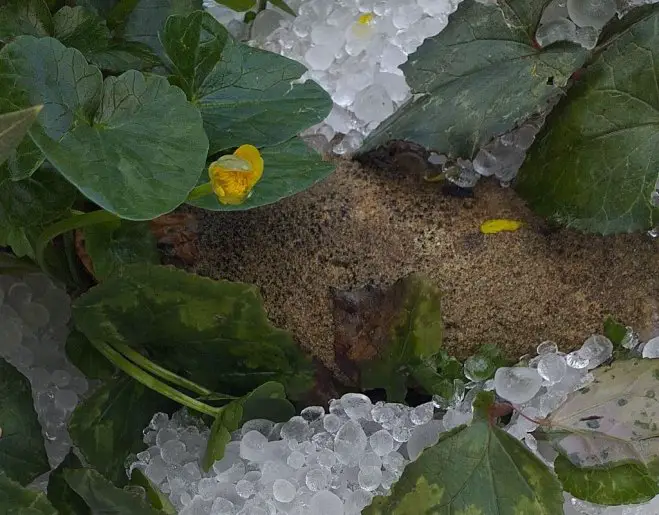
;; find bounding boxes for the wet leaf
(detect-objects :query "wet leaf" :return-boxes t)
[66,330,116,381]
[53,5,110,55]
[362,0,586,159]
[203,401,242,472]
[0,0,52,43]
[0,472,57,515]
[516,6,659,234]
[0,358,49,486]
[72,265,315,399]
[332,274,443,402]
[47,452,90,515]
[162,11,331,154]
[0,106,42,170]
[365,391,564,514]
[69,375,173,486]
[83,219,159,280]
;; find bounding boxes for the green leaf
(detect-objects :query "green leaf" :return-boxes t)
[161,12,331,153]
[53,6,111,55]
[547,358,659,503]
[0,358,49,485]
[72,264,315,399]
[66,330,116,380]
[603,316,628,348]
[0,0,53,43]
[121,0,202,60]
[0,225,37,259]
[516,6,659,234]
[87,41,162,73]
[83,220,159,280]
[203,401,242,471]
[188,136,335,211]
[268,0,296,16]
[365,391,564,514]
[69,375,173,486]
[361,0,587,159]
[213,0,256,11]
[0,166,77,228]
[0,105,42,169]
[128,469,176,514]
[555,453,659,505]
[63,467,166,514]
[332,274,443,402]
[47,452,91,515]
[0,472,57,515]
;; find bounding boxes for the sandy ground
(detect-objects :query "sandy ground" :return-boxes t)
[190,157,659,375]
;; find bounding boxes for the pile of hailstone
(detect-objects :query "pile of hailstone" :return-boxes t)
[128,328,659,515]
[0,274,89,470]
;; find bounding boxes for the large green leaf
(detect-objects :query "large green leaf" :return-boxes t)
[332,274,443,402]
[546,358,659,505]
[188,136,335,211]
[83,219,159,280]
[69,375,173,486]
[516,7,659,234]
[361,0,587,159]
[72,265,315,398]
[0,166,77,228]
[63,468,166,514]
[0,106,42,170]
[365,392,564,515]
[53,6,111,55]
[0,0,52,43]
[0,358,49,485]
[87,41,162,73]
[47,452,90,515]
[121,0,202,60]
[161,11,331,153]
[0,472,57,515]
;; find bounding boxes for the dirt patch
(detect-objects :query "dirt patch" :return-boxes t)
[190,157,659,373]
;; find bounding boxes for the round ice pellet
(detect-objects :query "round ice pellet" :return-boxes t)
[273,478,296,503]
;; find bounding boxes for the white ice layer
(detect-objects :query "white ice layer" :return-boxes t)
[0,273,88,470]
[129,327,659,515]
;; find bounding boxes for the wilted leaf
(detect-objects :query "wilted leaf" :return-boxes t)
[362,0,586,159]
[47,452,90,515]
[332,274,443,402]
[161,11,331,153]
[83,219,159,280]
[0,0,52,43]
[516,6,659,234]
[0,106,42,170]
[554,453,659,505]
[121,0,202,60]
[72,265,315,399]
[547,358,659,503]
[365,391,564,514]
[188,136,335,212]
[53,6,111,55]
[64,467,166,514]
[69,375,173,486]
[0,472,57,515]
[0,358,49,485]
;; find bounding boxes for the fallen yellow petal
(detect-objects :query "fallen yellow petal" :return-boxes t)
[208,144,263,205]
[358,12,375,25]
[480,219,524,234]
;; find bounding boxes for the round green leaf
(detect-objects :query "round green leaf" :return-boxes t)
[0,358,50,486]
[53,6,111,55]
[0,0,53,43]
[188,136,334,211]
[516,7,659,234]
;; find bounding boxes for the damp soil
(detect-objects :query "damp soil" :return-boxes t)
[189,155,659,375]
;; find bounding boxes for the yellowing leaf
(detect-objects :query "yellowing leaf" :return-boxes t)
[480,219,523,234]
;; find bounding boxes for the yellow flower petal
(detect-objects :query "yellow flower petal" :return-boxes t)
[208,145,263,205]
[480,219,524,234]
[358,12,375,25]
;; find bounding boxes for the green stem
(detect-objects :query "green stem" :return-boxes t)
[36,210,119,272]
[89,339,220,417]
[110,341,217,397]
[257,0,268,12]
[186,182,213,202]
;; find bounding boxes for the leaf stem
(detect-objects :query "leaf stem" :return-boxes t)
[89,338,220,417]
[36,210,119,273]
[110,341,215,397]
[186,182,213,201]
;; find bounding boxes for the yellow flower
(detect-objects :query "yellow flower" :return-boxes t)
[358,12,375,25]
[208,144,264,205]
[480,219,524,234]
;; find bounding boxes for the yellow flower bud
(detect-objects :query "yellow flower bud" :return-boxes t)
[208,144,264,205]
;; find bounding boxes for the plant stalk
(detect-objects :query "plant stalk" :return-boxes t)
[89,338,220,417]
